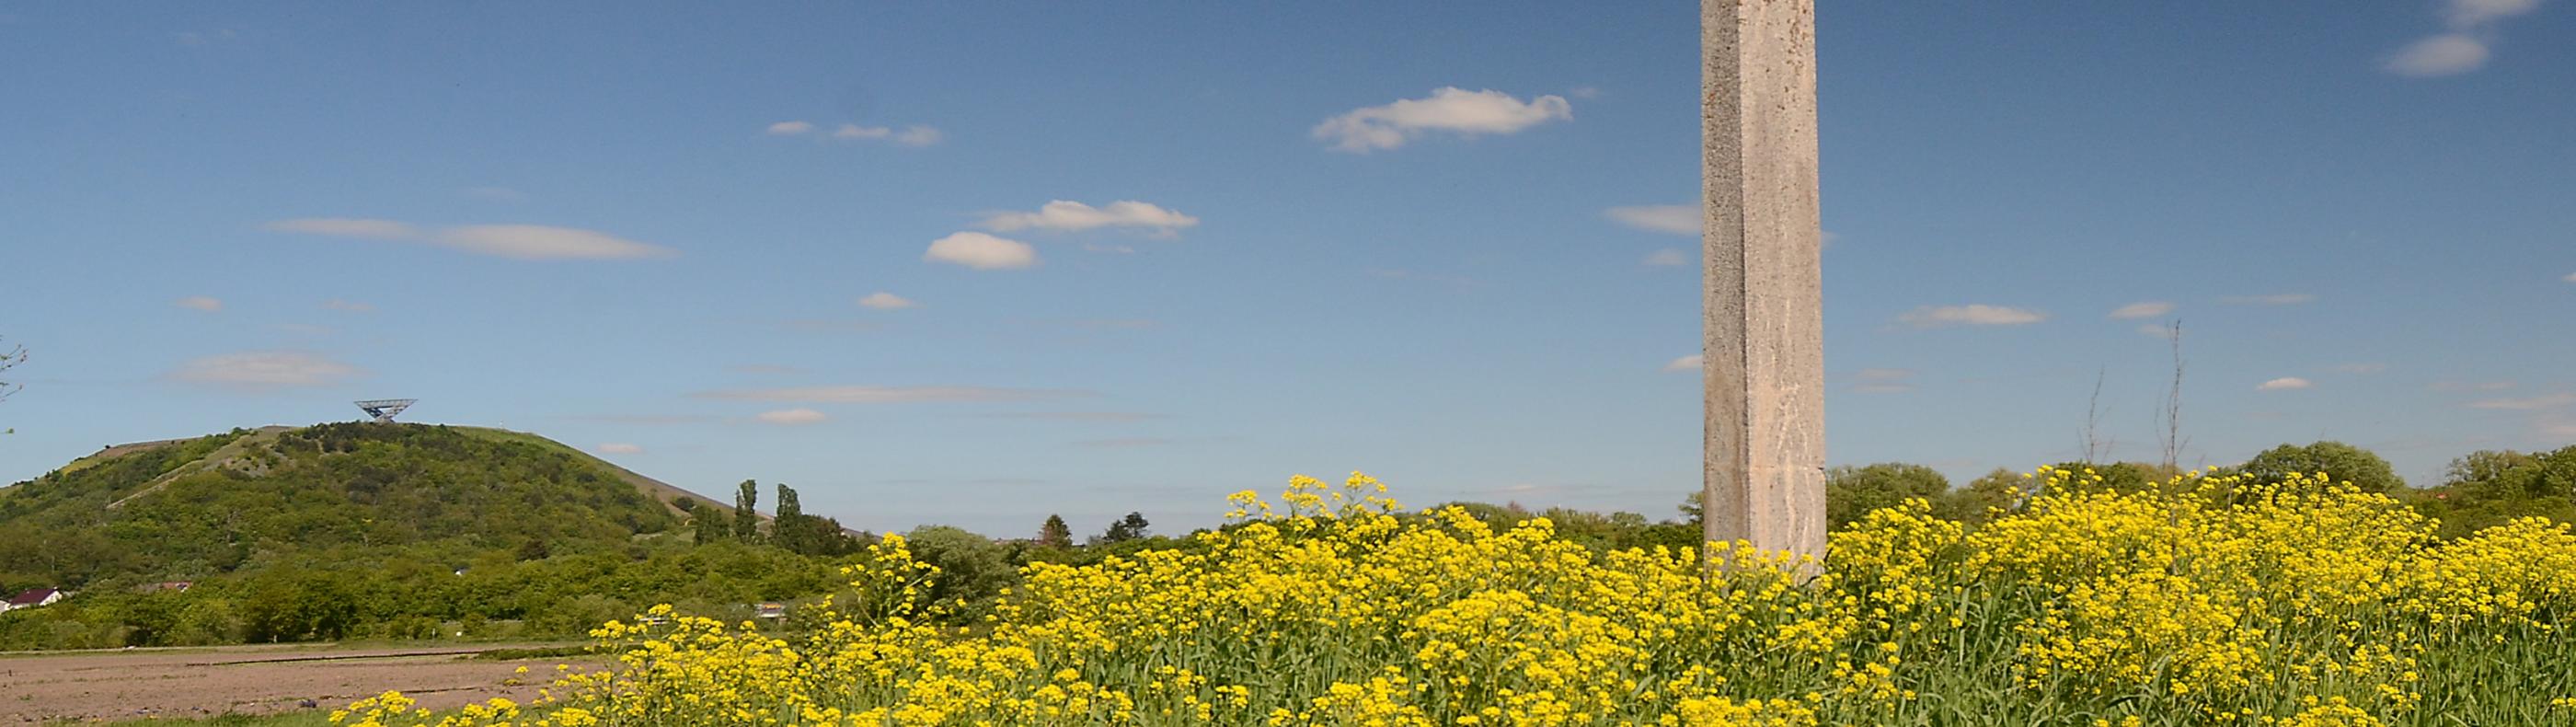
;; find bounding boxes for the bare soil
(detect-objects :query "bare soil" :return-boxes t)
[0,643,604,723]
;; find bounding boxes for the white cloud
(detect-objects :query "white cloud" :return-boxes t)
[1313,87,1573,153]
[2432,380,2517,392]
[434,225,674,260]
[596,443,645,454]
[1851,368,1915,394]
[2386,0,2544,77]
[2386,34,2492,76]
[818,122,941,146]
[2563,271,2576,283]
[2541,418,2576,440]
[170,351,362,388]
[925,232,1038,270]
[979,200,1200,237]
[1897,305,2046,328]
[175,295,223,312]
[2108,301,2175,319]
[766,121,814,135]
[323,298,375,313]
[263,217,420,239]
[2220,293,2317,306]
[2258,377,2314,391]
[895,125,944,147]
[1605,205,1699,236]
[987,411,1166,421]
[268,219,673,260]
[754,408,829,425]
[1642,248,1692,267]
[2467,393,2576,410]
[463,186,528,202]
[1663,354,1703,373]
[693,385,1080,403]
[857,292,919,310]
[2447,0,2543,26]
[833,123,890,139]
[1084,243,1138,255]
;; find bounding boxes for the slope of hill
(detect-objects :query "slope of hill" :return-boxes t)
[0,422,732,592]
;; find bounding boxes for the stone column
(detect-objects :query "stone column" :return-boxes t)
[1703,0,1826,566]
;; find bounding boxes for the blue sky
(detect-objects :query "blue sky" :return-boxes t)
[4,2,2571,537]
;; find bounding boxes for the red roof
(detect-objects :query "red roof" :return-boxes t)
[6,588,58,606]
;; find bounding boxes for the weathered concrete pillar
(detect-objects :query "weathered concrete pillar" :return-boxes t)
[1703,0,1826,566]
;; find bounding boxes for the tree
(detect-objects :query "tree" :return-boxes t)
[692,510,726,543]
[2237,442,2404,492]
[733,479,761,541]
[1037,514,1073,548]
[774,484,805,552]
[1099,512,1150,544]
[1825,463,1949,530]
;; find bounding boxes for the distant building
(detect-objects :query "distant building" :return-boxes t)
[755,602,787,620]
[138,582,194,594]
[5,588,63,612]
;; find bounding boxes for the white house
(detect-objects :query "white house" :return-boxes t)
[5,587,63,612]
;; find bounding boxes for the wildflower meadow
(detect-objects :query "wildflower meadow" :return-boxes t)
[336,468,2576,726]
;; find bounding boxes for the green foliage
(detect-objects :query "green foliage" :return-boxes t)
[1826,463,1949,530]
[733,479,761,541]
[1097,512,1151,544]
[1037,514,1073,548]
[0,423,863,650]
[2413,445,2576,538]
[2236,440,2405,492]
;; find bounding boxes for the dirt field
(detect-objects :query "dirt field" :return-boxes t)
[0,643,604,722]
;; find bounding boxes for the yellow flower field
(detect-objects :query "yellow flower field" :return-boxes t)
[336,468,2576,726]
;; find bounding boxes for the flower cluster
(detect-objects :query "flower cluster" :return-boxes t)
[336,468,2576,725]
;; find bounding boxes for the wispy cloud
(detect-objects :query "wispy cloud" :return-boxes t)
[1605,205,1698,236]
[2563,271,2576,283]
[267,218,674,260]
[324,299,375,313]
[2220,293,2316,306]
[2333,363,2389,375]
[754,408,829,425]
[566,414,718,425]
[1642,248,1692,267]
[925,232,1039,270]
[2138,323,2180,340]
[1074,437,1173,448]
[2258,376,2314,391]
[2108,301,2174,319]
[1314,87,1572,153]
[175,295,223,312]
[265,218,418,239]
[985,411,1167,422]
[690,385,1085,404]
[2432,380,2517,392]
[2386,0,2545,77]
[2467,393,2576,410]
[857,292,919,310]
[1897,305,2047,328]
[1663,354,1703,373]
[728,364,805,375]
[1851,367,1915,394]
[978,201,1200,237]
[169,351,362,388]
[596,443,644,454]
[768,121,942,146]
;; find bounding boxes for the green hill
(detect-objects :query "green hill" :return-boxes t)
[0,422,737,592]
